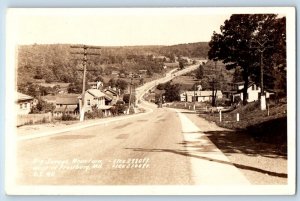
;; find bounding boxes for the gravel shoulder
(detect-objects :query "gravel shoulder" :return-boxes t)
[180,110,287,185]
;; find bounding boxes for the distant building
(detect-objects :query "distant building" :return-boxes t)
[164,62,179,68]
[78,89,113,116]
[53,95,79,117]
[180,90,223,102]
[104,88,120,104]
[138,69,148,75]
[153,55,170,62]
[111,71,120,77]
[223,82,274,103]
[88,81,103,89]
[32,79,46,84]
[16,92,34,115]
[119,73,126,78]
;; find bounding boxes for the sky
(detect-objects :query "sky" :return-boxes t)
[10,9,232,46]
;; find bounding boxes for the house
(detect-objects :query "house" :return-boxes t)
[223,82,274,103]
[138,69,148,76]
[53,95,80,117]
[153,55,170,62]
[111,71,120,77]
[16,92,34,115]
[180,90,223,102]
[104,88,119,104]
[119,73,126,78]
[88,81,103,89]
[164,62,179,68]
[78,89,113,116]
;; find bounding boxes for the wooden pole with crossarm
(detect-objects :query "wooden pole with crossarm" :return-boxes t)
[70,45,102,121]
[250,40,273,110]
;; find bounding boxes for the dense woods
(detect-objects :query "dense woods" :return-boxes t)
[17,42,209,87]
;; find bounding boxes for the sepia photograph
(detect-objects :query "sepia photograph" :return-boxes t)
[5,7,295,195]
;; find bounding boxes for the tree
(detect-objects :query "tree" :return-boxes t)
[116,79,128,91]
[179,61,185,70]
[208,14,282,105]
[68,81,84,94]
[123,94,136,104]
[195,64,204,80]
[139,78,144,85]
[31,99,55,114]
[163,82,180,102]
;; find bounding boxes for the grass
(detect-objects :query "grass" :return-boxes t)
[172,75,199,90]
[200,101,287,152]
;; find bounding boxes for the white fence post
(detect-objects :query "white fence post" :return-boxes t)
[219,110,222,122]
[237,113,240,122]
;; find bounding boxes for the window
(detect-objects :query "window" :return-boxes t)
[252,85,254,90]
[20,104,22,109]
[24,103,27,108]
[87,100,91,106]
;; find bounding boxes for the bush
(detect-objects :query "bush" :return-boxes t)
[84,106,104,119]
[215,99,231,107]
[62,114,77,121]
[111,103,127,115]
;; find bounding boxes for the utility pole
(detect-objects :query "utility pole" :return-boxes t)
[250,40,273,110]
[70,45,101,121]
[209,61,218,107]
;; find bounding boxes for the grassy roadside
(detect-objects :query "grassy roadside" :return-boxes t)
[195,101,288,184]
[200,101,287,151]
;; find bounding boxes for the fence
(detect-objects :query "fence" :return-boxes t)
[17,112,52,127]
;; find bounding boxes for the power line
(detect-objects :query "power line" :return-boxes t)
[250,39,273,110]
[70,45,101,121]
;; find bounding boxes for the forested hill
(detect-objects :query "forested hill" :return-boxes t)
[17,42,209,85]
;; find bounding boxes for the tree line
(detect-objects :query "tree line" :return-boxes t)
[17,42,209,87]
[208,14,286,105]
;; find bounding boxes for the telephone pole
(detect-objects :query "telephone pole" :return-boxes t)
[70,45,101,121]
[250,40,273,110]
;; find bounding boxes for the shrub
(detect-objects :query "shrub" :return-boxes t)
[62,114,77,121]
[84,106,104,119]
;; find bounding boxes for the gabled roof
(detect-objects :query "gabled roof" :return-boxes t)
[56,97,78,105]
[104,88,118,96]
[17,92,33,101]
[79,89,113,101]
[87,89,107,98]
[54,105,78,112]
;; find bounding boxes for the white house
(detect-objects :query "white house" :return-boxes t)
[78,89,113,116]
[180,90,223,102]
[223,82,274,103]
[16,92,34,115]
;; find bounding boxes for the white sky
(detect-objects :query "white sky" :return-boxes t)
[8,8,286,46]
[11,9,232,46]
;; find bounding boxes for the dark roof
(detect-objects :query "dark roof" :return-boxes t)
[56,96,78,105]
[54,105,78,112]
[104,88,118,96]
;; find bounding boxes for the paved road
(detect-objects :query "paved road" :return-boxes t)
[17,103,249,185]
[17,103,193,185]
[16,62,250,185]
